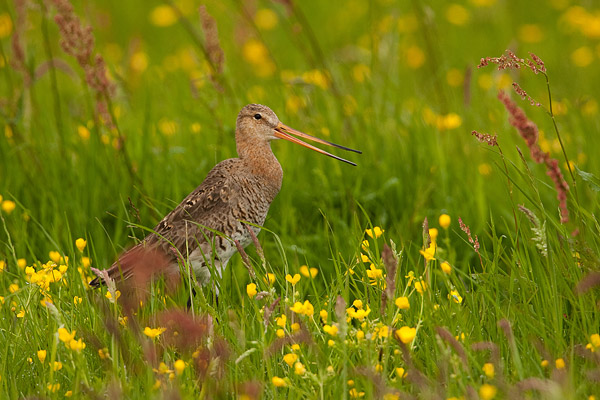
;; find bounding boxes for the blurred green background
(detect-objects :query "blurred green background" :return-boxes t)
[1,0,599,277]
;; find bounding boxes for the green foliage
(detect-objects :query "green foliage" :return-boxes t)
[1,0,599,398]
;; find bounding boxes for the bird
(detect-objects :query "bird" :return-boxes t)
[90,104,360,291]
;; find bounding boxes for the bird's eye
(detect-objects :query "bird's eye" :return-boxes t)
[254,114,262,120]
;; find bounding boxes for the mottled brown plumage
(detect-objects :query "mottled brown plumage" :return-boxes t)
[90,104,360,289]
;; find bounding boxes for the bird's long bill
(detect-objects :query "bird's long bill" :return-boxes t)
[274,123,361,166]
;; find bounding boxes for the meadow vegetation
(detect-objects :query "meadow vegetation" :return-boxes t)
[1,0,600,398]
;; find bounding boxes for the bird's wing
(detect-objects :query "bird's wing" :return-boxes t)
[90,159,242,287]
[149,158,242,255]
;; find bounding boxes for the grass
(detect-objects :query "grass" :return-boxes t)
[1,0,600,398]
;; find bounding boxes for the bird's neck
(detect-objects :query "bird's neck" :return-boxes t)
[238,139,283,196]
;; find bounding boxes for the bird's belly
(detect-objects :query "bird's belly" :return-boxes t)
[186,224,259,285]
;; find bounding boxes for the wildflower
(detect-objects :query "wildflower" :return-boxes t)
[52,361,63,371]
[571,47,594,67]
[395,297,410,310]
[405,45,425,69]
[483,363,495,378]
[299,265,318,278]
[0,260,4,272]
[429,228,439,242]
[37,350,47,363]
[347,305,371,320]
[246,283,257,298]
[77,125,90,140]
[276,314,287,327]
[272,376,287,387]
[361,240,369,251]
[49,251,61,263]
[81,257,91,268]
[294,362,306,375]
[285,274,300,285]
[254,8,278,30]
[98,348,109,359]
[349,388,365,398]
[360,254,369,263]
[149,5,178,27]
[174,359,185,375]
[291,344,300,351]
[414,280,427,294]
[73,296,83,305]
[1,200,16,214]
[319,309,328,322]
[265,273,276,285]
[283,353,298,366]
[16,310,25,318]
[105,290,121,301]
[588,333,600,351]
[353,300,363,309]
[0,12,12,38]
[276,329,285,338]
[65,390,73,397]
[75,238,87,252]
[356,330,365,340]
[420,244,436,261]
[396,367,406,378]
[366,264,383,284]
[290,300,314,316]
[47,383,60,393]
[323,324,339,336]
[479,384,497,400]
[365,227,384,239]
[17,259,26,269]
[291,323,300,332]
[448,289,463,304]
[395,326,416,344]
[376,325,390,339]
[446,4,470,25]
[58,328,76,343]
[555,358,565,369]
[440,261,452,274]
[69,338,86,352]
[143,327,166,339]
[541,359,549,367]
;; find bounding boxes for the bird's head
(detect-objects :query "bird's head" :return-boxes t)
[235,104,361,165]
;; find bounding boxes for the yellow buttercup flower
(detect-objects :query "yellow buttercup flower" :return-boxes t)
[290,300,314,316]
[1,200,16,214]
[448,289,463,304]
[365,226,384,239]
[323,324,338,336]
[58,328,76,343]
[395,297,410,309]
[49,251,61,263]
[275,314,286,327]
[395,326,416,344]
[360,253,369,263]
[440,261,452,274]
[294,362,306,375]
[17,258,26,269]
[52,361,63,371]
[420,244,436,261]
[283,353,298,367]
[37,350,47,363]
[264,273,276,286]
[174,359,185,375]
[246,283,257,298]
[285,273,301,285]
[0,13,13,39]
[69,338,86,352]
[414,280,427,294]
[479,384,497,400]
[254,8,278,30]
[150,5,178,27]
[143,326,166,339]
[276,329,285,338]
[75,238,87,252]
[272,376,287,387]
[555,358,565,369]
[299,265,318,278]
[446,4,470,25]
[482,362,495,378]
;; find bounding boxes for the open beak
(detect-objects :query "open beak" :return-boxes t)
[274,123,361,166]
